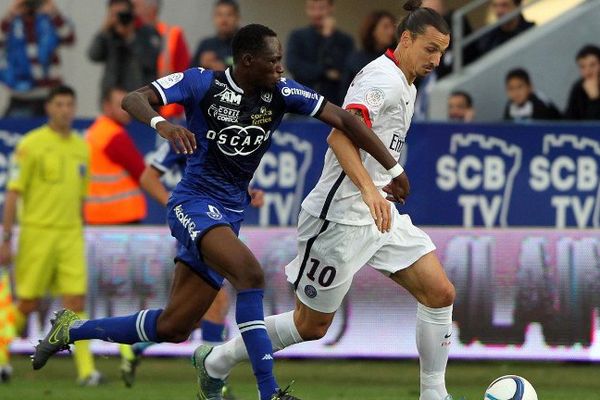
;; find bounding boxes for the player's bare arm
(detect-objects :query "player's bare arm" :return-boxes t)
[317,102,398,170]
[140,166,170,206]
[327,109,391,233]
[122,86,196,154]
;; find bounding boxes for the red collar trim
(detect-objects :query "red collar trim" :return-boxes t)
[385,49,399,66]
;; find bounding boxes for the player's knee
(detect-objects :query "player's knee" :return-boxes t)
[230,265,265,290]
[430,281,455,308]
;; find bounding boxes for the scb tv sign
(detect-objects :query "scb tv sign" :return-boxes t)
[405,123,600,228]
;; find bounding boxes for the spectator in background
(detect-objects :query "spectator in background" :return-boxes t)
[421,0,478,77]
[0,0,75,117]
[477,0,534,56]
[448,91,475,122]
[565,45,600,120]
[342,10,396,92]
[191,0,239,70]
[88,0,161,96]
[286,0,354,106]
[84,87,147,225]
[503,68,561,121]
[0,86,102,385]
[133,0,189,119]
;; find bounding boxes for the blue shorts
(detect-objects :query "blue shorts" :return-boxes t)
[167,195,243,289]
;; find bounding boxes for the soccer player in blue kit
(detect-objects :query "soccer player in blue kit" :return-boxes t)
[32,24,407,400]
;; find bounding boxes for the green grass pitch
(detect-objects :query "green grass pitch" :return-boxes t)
[1,355,599,399]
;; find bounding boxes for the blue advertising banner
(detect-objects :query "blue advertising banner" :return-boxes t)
[0,118,599,227]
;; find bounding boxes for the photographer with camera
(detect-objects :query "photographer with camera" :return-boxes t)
[0,0,75,117]
[88,0,161,97]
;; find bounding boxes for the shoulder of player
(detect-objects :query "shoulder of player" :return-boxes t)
[18,127,47,147]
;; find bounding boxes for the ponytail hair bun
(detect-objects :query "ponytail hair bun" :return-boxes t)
[403,0,423,12]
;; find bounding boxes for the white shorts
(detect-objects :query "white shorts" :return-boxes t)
[285,208,436,313]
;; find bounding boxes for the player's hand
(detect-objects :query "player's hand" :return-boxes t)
[0,242,12,267]
[155,120,196,154]
[361,185,391,233]
[249,188,265,208]
[383,171,410,204]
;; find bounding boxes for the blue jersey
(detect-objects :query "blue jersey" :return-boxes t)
[151,67,325,211]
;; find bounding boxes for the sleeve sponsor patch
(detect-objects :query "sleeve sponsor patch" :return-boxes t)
[157,72,184,89]
[364,88,385,108]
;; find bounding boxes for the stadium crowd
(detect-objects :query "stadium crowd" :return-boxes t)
[0,0,599,388]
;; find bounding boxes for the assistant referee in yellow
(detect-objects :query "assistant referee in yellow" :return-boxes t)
[0,86,102,385]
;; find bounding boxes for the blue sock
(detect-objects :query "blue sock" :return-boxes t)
[236,289,278,400]
[201,320,226,344]
[69,309,162,344]
[132,342,155,356]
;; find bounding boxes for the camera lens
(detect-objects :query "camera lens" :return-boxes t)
[117,11,134,25]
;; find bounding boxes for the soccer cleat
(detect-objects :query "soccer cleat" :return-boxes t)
[0,365,13,383]
[77,370,105,386]
[31,309,78,370]
[271,383,301,400]
[192,344,225,400]
[221,382,237,400]
[120,352,141,388]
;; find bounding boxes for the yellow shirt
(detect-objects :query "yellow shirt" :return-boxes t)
[7,125,90,229]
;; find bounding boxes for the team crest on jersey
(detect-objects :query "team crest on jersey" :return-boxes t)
[206,125,271,156]
[261,91,273,103]
[304,284,317,298]
[365,88,385,108]
[206,205,223,220]
[214,87,242,105]
[157,72,184,89]
[78,164,87,177]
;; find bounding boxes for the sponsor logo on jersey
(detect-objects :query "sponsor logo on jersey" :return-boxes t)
[250,106,273,125]
[214,79,227,88]
[281,86,320,100]
[261,91,273,103]
[208,104,240,123]
[206,125,271,156]
[389,133,405,153]
[214,87,242,105]
[174,204,201,240]
[206,205,223,220]
[157,72,184,89]
[365,87,385,108]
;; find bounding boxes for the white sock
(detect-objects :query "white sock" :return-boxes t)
[205,310,303,379]
[416,303,453,400]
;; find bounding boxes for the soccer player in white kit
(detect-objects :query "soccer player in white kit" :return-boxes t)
[198,2,455,399]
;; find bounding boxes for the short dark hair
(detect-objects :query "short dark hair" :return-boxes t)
[450,91,472,107]
[505,68,531,85]
[397,0,450,38]
[359,11,397,53]
[307,0,334,4]
[231,24,277,64]
[46,85,76,103]
[108,0,132,7]
[576,44,600,62]
[101,86,126,104]
[214,0,239,13]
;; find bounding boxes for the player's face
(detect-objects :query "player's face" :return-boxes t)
[250,37,284,89]
[306,0,332,28]
[491,0,516,19]
[46,94,76,129]
[213,4,239,37]
[373,16,396,50]
[448,95,469,121]
[506,77,531,106]
[578,55,600,81]
[404,26,449,78]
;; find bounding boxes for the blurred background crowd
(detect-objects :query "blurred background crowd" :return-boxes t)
[0,0,596,122]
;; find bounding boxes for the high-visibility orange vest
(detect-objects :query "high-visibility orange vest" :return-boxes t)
[84,115,146,224]
[157,21,189,119]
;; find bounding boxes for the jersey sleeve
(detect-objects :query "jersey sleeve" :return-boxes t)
[7,139,33,192]
[342,70,397,128]
[150,141,186,173]
[150,67,213,107]
[278,78,326,117]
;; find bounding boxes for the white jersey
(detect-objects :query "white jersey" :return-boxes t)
[302,50,417,225]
